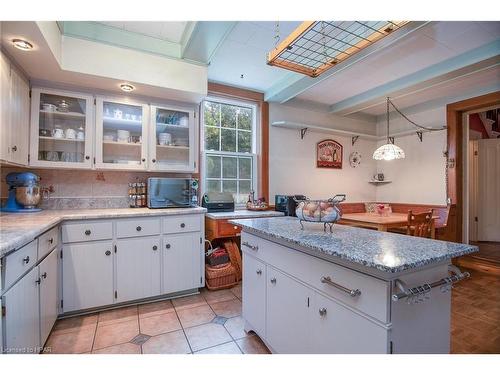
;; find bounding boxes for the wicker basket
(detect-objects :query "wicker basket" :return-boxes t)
[224,240,242,281]
[205,263,238,290]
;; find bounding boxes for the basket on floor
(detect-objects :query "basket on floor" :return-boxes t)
[205,262,238,290]
[224,240,242,281]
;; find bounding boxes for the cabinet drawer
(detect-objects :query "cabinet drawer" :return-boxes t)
[163,215,201,234]
[217,220,241,237]
[38,226,59,259]
[2,240,38,291]
[116,217,160,238]
[62,220,113,243]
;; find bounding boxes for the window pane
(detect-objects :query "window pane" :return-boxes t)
[239,180,251,195]
[238,107,252,130]
[238,131,252,153]
[206,155,221,178]
[205,127,220,151]
[221,129,236,152]
[204,102,220,127]
[222,157,237,178]
[239,157,252,179]
[221,104,237,128]
[207,180,221,193]
[222,180,237,194]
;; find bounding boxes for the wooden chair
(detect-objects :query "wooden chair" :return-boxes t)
[406,210,434,238]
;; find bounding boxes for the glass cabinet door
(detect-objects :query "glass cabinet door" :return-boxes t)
[96,98,148,169]
[30,89,93,168]
[150,106,194,171]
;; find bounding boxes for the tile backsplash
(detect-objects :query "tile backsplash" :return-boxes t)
[0,167,193,209]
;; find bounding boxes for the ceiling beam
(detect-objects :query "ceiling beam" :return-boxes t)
[329,40,500,115]
[264,21,431,103]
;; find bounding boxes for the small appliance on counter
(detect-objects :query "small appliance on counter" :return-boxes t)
[147,178,198,208]
[202,192,234,212]
[275,194,307,216]
[1,172,42,212]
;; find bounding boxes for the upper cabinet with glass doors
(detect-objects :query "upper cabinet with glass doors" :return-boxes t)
[30,88,94,168]
[95,97,149,170]
[149,105,196,172]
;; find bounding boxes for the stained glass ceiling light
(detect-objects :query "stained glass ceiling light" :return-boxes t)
[373,98,405,161]
[267,21,409,77]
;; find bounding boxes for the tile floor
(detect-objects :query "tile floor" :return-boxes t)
[44,283,270,354]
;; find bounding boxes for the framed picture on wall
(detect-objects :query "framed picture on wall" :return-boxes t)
[317,139,343,169]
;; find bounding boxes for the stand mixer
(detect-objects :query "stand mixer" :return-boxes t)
[1,172,42,212]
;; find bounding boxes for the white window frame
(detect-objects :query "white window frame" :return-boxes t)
[200,96,259,207]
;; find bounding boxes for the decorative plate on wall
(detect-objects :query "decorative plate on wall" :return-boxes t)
[349,151,361,168]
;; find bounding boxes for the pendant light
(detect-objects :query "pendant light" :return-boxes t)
[373,98,406,161]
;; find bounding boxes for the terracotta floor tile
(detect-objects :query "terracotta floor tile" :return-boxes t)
[210,299,242,318]
[172,294,207,311]
[52,314,98,335]
[177,304,215,328]
[184,323,233,351]
[236,335,271,354]
[138,300,175,318]
[98,306,138,326]
[142,330,191,354]
[93,319,139,350]
[202,289,237,304]
[92,342,141,354]
[44,325,95,354]
[224,316,254,340]
[195,341,242,354]
[140,311,182,336]
[231,284,242,300]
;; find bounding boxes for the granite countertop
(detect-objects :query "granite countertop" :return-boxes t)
[205,209,284,220]
[0,207,207,257]
[231,216,478,273]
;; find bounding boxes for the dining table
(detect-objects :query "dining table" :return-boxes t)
[338,212,439,239]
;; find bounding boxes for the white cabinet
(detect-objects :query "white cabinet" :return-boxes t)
[0,51,30,166]
[2,267,40,353]
[116,236,161,303]
[39,249,59,346]
[242,254,266,337]
[162,232,202,294]
[95,97,149,170]
[149,105,196,172]
[62,241,114,312]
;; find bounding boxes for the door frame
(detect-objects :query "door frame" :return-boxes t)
[446,91,500,243]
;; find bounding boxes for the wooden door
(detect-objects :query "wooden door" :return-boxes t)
[39,249,59,346]
[162,232,201,294]
[116,236,161,303]
[3,267,40,353]
[266,266,311,353]
[242,253,266,337]
[9,66,30,165]
[478,139,500,241]
[62,241,114,312]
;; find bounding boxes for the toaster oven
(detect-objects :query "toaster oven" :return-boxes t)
[147,178,198,208]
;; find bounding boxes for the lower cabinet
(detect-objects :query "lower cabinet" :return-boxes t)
[62,241,114,312]
[162,232,201,294]
[242,254,266,337]
[39,249,59,346]
[116,236,161,303]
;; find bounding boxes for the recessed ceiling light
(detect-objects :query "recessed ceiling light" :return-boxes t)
[120,83,135,92]
[12,39,33,51]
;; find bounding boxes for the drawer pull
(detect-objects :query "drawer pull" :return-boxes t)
[23,256,30,264]
[180,223,185,228]
[166,244,171,249]
[319,308,327,316]
[41,272,47,279]
[136,226,142,232]
[152,245,158,251]
[256,269,262,275]
[270,277,277,284]
[85,229,91,236]
[242,241,258,251]
[105,250,111,256]
[321,276,361,298]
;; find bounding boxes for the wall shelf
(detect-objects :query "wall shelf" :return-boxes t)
[272,120,379,141]
[368,180,392,184]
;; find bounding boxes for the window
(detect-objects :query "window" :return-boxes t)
[202,98,257,204]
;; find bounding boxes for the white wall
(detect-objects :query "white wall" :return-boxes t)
[269,103,378,203]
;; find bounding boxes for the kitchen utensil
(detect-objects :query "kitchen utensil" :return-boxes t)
[1,172,42,212]
[158,133,172,145]
[38,151,46,161]
[39,129,50,137]
[76,127,85,140]
[65,128,76,139]
[57,100,69,112]
[117,129,130,142]
[294,194,346,232]
[46,151,59,161]
[42,103,57,112]
[113,109,123,119]
[52,128,64,138]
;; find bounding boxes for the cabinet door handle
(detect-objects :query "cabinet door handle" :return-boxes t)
[105,250,111,256]
[256,269,262,275]
[152,245,158,251]
[41,272,47,279]
[35,278,41,285]
[270,277,277,284]
[49,238,54,244]
[319,308,327,317]
[242,241,258,251]
[320,276,361,297]
[136,226,142,231]
[180,223,185,228]
[12,145,17,152]
[23,256,30,264]
[85,229,91,236]
[166,244,171,249]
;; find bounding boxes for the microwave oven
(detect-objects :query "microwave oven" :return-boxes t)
[147,178,198,208]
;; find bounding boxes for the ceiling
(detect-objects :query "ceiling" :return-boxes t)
[96,22,189,43]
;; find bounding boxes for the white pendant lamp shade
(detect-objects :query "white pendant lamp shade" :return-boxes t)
[372,143,405,161]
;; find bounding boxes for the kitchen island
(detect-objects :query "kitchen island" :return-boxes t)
[231,216,477,354]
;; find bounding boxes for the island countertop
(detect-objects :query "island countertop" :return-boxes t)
[231,216,478,273]
[0,207,207,257]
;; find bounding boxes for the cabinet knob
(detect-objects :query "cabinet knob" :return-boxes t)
[319,308,327,317]
[85,155,90,160]
[23,256,30,264]
[105,250,111,256]
[180,223,185,228]
[152,245,158,251]
[85,229,91,236]
[136,226,142,231]
[12,145,17,152]
[256,269,262,275]
[270,277,277,284]
[152,159,156,163]
[41,272,47,279]
[142,158,146,162]
[166,244,171,249]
